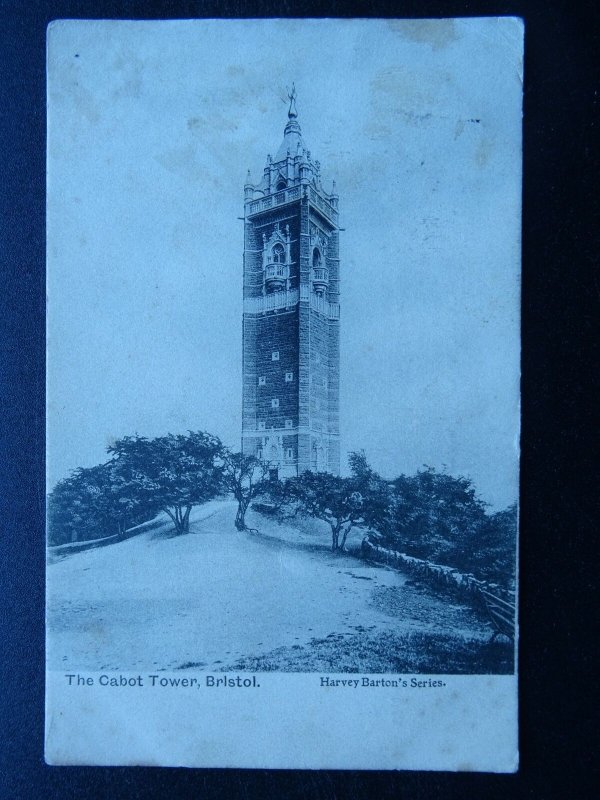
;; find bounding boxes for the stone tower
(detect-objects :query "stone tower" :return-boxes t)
[241,87,340,477]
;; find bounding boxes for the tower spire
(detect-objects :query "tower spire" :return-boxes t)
[276,83,304,161]
[287,83,298,119]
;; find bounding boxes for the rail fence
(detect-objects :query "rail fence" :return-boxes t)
[47,515,164,560]
[361,535,516,641]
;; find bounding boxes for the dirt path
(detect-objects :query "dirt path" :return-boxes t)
[47,500,488,672]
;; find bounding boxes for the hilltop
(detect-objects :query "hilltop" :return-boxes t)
[47,500,511,673]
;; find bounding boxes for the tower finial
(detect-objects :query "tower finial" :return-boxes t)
[287,83,298,119]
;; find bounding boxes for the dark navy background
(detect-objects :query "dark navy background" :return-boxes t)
[0,1,596,798]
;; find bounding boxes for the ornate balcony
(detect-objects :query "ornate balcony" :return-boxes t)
[265,263,286,292]
[312,266,329,295]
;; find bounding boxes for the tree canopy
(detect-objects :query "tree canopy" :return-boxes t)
[48,431,516,590]
[107,432,224,535]
[383,467,488,564]
[221,451,270,531]
[265,453,388,552]
[47,460,153,545]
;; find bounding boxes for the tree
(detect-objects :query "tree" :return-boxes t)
[47,461,153,545]
[275,471,366,552]
[385,467,488,565]
[73,463,128,538]
[48,471,93,545]
[108,431,223,535]
[347,450,391,532]
[101,458,160,538]
[221,451,270,531]
[469,503,518,587]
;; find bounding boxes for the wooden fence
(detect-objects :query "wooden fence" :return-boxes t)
[361,535,516,641]
[47,515,165,560]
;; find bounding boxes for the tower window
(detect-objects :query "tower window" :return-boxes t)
[271,351,279,361]
[272,244,285,264]
[285,372,293,382]
[286,448,293,460]
[257,448,263,460]
[258,376,266,386]
[285,419,293,429]
[258,421,266,431]
[271,398,280,409]
[276,180,287,192]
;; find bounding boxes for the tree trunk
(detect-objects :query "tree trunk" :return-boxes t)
[235,499,249,531]
[165,506,185,535]
[340,524,352,551]
[331,522,341,551]
[182,505,192,533]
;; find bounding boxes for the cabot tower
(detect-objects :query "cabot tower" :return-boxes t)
[241,87,340,477]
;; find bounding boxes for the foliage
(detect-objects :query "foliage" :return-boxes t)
[47,470,96,546]
[47,461,152,545]
[264,454,387,552]
[383,467,488,568]
[347,450,391,531]
[221,451,270,531]
[48,432,517,588]
[107,432,223,535]
[47,430,225,544]
[361,464,517,589]
[469,503,518,587]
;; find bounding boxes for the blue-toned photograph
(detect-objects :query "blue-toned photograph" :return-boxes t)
[46,19,521,679]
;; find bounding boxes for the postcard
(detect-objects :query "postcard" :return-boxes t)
[46,17,522,770]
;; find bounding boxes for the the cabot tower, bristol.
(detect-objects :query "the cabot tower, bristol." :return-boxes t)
[241,87,340,477]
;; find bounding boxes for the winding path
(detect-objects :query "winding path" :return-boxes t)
[47,500,483,671]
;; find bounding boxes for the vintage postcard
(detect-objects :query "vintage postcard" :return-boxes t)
[46,18,522,770]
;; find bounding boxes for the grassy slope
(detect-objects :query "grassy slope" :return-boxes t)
[47,500,513,673]
[222,630,513,674]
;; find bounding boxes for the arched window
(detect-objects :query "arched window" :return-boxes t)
[272,243,285,263]
[276,179,287,191]
[313,248,322,268]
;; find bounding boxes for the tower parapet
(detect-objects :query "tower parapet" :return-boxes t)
[243,85,339,228]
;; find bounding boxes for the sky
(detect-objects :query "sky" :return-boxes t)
[47,18,523,509]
